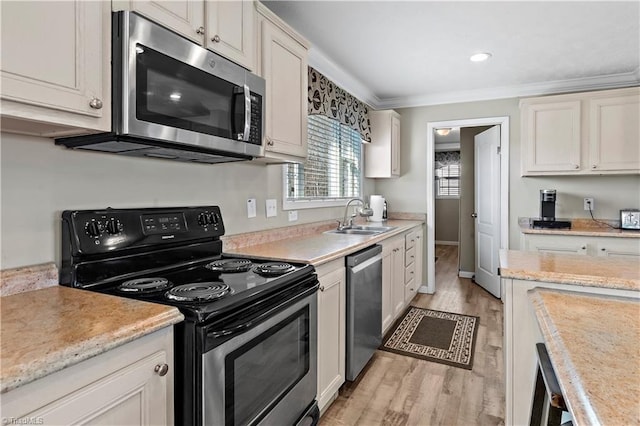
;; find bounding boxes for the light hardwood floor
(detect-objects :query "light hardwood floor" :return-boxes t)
[319,245,505,426]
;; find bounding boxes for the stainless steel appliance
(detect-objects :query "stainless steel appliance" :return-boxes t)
[620,209,640,230]
[56,12,265,164]
[345,245,383,381]
[532,189,571,229]
[60,206,319,426]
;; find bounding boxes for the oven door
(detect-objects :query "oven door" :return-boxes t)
[202,287,318,426]
[116,12,264,158]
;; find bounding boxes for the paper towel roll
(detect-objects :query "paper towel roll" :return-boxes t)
[370,195,385,222]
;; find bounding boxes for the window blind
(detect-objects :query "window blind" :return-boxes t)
[435,164,460,197]
[286,115,362,201]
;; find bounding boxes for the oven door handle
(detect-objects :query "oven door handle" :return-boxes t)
[209,284,318,338]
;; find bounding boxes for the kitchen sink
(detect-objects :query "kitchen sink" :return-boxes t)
[325,225,396,235]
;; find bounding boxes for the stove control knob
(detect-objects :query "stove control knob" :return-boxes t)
[85,221,102,237]
[105,218,123,235]
[211,212,220,225]
[198,212,209,227]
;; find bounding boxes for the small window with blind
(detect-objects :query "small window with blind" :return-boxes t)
[435,151,460,198]
[284,115,362,209]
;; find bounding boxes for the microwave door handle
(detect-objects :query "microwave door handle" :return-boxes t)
[242,84,251,142]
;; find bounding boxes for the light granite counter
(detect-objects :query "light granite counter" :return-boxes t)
[519,218,640,238]
[529,288,640,425]
[499,249,640,291]
[223,219,424,265]
[0,286,184,393]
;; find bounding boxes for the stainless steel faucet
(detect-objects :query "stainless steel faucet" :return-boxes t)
[338,198,373,230]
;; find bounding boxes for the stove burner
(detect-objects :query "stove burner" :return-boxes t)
[253,262,296,277]
[118,277,171,293]
[165,283,232,302]
[206,258,253,273]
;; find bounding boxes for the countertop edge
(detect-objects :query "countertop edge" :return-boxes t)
[528,288,600,426]
[520,227,640,238]
[499,267,639,290]
[1,308,184,394]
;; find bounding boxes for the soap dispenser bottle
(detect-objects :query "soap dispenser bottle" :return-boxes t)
[382,200,388,220]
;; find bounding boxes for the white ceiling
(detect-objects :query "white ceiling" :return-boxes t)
[262,1,640,109]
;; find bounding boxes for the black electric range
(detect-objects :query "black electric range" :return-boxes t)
[60,206,320,426]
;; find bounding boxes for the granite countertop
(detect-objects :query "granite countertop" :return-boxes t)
[499,249,640,291]
[224,219,424,265]
[529,288,640,425]
[0,286,184,394]
[520,218,640,238]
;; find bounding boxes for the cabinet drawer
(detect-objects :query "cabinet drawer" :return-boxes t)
[405,262,416,284]
[404,279,417,305]
[405,246,416,267]
[405,231,416,250]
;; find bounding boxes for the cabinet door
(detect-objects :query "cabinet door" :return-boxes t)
[0,1,110,132]
[596,238,640,258]
[317,266,346,412]
[523,234,588,255]
[205,0,254,70]
[521,101,582,174]
[589,93,640,172]
[131,0,205,43]
[391,114,401,176]
[392,239,406,317]
[381,248,394,333]
[260,18,308,158]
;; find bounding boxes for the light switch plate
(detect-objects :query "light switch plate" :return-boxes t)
[266,199,277,217]
[247,198,257,218]
[288,210,298,222]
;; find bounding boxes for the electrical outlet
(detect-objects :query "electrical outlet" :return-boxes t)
[584,197,594,211]
[265,199,277,218]
[288,210,298,222]
[247,198,257,218]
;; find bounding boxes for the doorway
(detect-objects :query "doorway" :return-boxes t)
[422,117,509,296]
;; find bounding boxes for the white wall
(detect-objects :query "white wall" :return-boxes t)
[374,98,640,249]
[0,133,374,269]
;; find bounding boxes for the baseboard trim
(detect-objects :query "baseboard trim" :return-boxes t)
[459,271,474,279]
[435,240,459,246]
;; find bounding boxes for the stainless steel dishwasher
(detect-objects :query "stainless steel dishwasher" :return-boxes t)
[346,244,383,381]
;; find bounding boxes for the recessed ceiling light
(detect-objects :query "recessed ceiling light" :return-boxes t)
[169,92,182,100]
[436,128,451,136]
[470,52,492,62]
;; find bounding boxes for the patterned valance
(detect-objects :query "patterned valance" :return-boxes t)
[435,151,460,168]
[308,67,371,143]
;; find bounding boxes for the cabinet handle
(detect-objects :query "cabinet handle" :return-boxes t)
[471,213,478,218]
[211,34,221,43]
[196,26,205,35]
[319,286,325,292]
[154,363,169,376]
[89,98,103,109]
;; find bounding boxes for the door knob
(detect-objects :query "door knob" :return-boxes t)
[471,213,478,218]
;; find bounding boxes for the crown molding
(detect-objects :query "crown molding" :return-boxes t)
[307,47,381,108]
[376,69,640,109]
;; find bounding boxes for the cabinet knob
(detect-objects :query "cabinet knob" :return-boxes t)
[592,165,597,169]
[601,248,606,251]
[581,246,586,250]
[154,363,169,376]
[89,98,103,109]
[574,164,579,169]
[266,138,274,147]
[196,26,205,35]
[471,213,478,218]
[211,34,221,43]
[319,286,325,292]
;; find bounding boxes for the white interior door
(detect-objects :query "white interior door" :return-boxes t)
[474,126,501,298]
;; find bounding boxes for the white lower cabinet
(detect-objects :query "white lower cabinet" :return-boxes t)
[1,328,175,425]
[381,231,414,334]
[522,233,640,258]
[316,259,346,412]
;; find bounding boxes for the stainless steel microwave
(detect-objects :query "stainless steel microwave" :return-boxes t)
[56,12,265,164]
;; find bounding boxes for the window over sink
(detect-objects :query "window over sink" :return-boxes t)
[283,115,362,209]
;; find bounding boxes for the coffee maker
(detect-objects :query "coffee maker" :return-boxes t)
[532,190,571,229]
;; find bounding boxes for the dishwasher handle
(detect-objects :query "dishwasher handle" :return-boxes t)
[350,253,382,274]
[346,244,383,267]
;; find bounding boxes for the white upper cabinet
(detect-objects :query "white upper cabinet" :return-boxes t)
[0,1,111,136]
[589,91,640,172]
[127,0,205,43]
[365,110,401,178]
[119,0,255,70]
[255,2,309,162]
[205,1,254,70]
[520,87,640,176]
